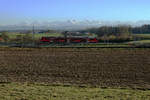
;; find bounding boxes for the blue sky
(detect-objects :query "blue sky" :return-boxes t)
[0,0,150,25]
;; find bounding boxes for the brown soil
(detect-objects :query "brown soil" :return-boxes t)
[0,48,150,88]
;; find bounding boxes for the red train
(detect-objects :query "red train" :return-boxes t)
[40,37,99,43]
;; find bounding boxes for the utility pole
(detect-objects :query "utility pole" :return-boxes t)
[32,24,35,47]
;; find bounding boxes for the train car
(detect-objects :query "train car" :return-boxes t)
[69,37,87,43]
[53,37,66,43]
[40,37,55,43]
[40,37,98,44]
[87,38,99,43]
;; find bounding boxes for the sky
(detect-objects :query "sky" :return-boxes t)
[0,0,150,25]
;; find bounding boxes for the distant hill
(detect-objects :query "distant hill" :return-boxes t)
[1,20,150,31]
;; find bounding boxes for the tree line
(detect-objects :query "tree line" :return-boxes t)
[132,24,150,34]
[85,24,150,36]
[79,24,150,42]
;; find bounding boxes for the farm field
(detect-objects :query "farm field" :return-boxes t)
[128,40,150,44]
[132,34,150,45]
[0,48,150,99]
[0,83,150,100]
[0,48,150,88]
[133,34,150,39]
[6,33,63,39]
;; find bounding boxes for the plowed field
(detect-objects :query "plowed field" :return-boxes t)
[0,48,150,88]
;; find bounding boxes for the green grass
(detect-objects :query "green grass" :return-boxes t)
[40,43,131,48]
[77,43,130,47]
[7,33,63,39]
[0,83,150,100]
[33,33,63,39]
[6,33,98,40]
[7,33,25,39]
[129,34,150,45]
[133,34,150,39]
[128,40,150,44]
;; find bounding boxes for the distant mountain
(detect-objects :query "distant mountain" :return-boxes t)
[0,20,150,31]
